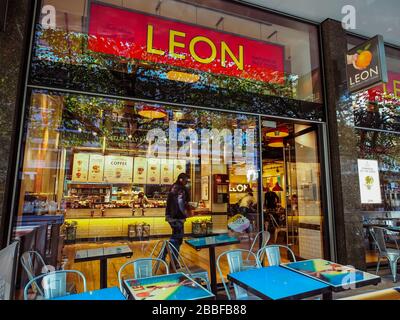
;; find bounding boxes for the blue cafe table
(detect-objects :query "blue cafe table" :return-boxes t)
[74,245,133,289]
[228,266,330,300]
[52,286,126,300]
[185,234,240,294]
[123,272,215,300]
[282,259,381,298]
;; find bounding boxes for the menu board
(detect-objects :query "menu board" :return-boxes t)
[72,153,89,182]
[173,159,187,180]
[160,159,174,185]
[133,157,148,184]
[358,159,382,204]
[87,154,105,182]
[103,155,133,183]
[147,158,161,184]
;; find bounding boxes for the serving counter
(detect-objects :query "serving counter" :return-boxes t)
[64,208,227,240]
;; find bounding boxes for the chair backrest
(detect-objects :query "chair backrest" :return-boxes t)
[0,241,20,300]
[118,258,169,293]
[370,227,388,254]
[257,244,296,267]
[24,270,86,300]
[20,251,49,282]
[216,249,258,300]
[248,231,270,259]
[269,214,280,228]
[150,240,189,273]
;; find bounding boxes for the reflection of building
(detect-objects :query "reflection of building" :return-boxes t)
[0,0,399,297]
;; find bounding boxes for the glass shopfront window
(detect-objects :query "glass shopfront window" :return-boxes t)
[32,0,324,119]
[348,36,400,267]
[11,0,327,296]
[13,89,261,291]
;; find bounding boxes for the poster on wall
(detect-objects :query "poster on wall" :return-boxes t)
[173,159,187,181]
[103,155,133,183]
[160,159,174,185]
[147,158,161,184]
[87,154,105,182]
[133,157,148,184]
[72,153,89,182]
[357,159,382,204]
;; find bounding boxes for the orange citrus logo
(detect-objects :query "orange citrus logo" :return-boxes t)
[351,43,373,70]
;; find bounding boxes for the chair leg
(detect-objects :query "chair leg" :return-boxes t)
[274,230,279,243]
[376,256,381,275]
[388,259,398,283]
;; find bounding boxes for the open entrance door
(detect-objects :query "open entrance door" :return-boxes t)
[261,119,325,260]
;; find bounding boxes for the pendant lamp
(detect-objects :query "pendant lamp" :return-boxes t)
[268,137,284,148]
[266,126,289,138]
[138,105,167,119]
[272,182,283,192]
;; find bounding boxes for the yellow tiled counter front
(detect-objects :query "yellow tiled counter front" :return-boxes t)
[65,216,213,239]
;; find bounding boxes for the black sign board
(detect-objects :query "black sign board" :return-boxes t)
[346,35,388,93]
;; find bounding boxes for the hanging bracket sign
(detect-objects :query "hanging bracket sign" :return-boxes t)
[346,35,388,93]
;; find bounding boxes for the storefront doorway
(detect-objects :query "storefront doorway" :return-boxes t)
[261,118,325,260]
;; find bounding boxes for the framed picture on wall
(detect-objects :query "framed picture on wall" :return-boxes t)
[201,176,209,201]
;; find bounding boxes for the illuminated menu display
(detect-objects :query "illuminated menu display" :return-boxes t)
[88,154,105,182]
[72,153,89,182]
[103,155,134,183]
[133,157,147,184]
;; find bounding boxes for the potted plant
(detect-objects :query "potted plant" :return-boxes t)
[64,220,78,242]
[135,222,143,238]
[206,218,213,234]
[128,223,136,239]
[142,222,151,238]
[192,219,203,235]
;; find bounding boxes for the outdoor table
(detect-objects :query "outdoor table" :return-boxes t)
[185,234,240,294]
[123,272,215,300]
[52,286,126,300]
[339,287,400,300]
[282,259,381,299]
[227,266,331,300]
[74,245,133,289]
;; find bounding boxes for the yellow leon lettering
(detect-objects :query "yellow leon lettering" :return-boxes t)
[169,30,186,59]
[221,41,244,71]
[147,24,165,56]
[189,36,217,64]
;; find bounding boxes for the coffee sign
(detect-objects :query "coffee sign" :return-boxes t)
[347,35,388,93]
[104,155,133,183]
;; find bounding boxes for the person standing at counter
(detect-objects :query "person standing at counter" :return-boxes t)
[165,173,191,255]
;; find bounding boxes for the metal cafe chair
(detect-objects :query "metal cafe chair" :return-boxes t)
[118,258,169,295]
[21,250,52,297]
[248,231,270,260]
[24,270,87,300]
[216,249,261,300]
[269,214,287,243]
[256,244,296,267]
[370,226,400,282]
[150,240,211,291]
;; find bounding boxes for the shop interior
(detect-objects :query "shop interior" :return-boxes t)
[12,89,328,292]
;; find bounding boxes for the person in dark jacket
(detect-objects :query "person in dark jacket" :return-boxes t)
[165,173,191,253]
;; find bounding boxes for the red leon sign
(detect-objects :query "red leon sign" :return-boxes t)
[88,3,285,84]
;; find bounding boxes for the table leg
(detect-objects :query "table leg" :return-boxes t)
[209,247,217,295]
[100,259,108,289]
[322,290,333,300]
